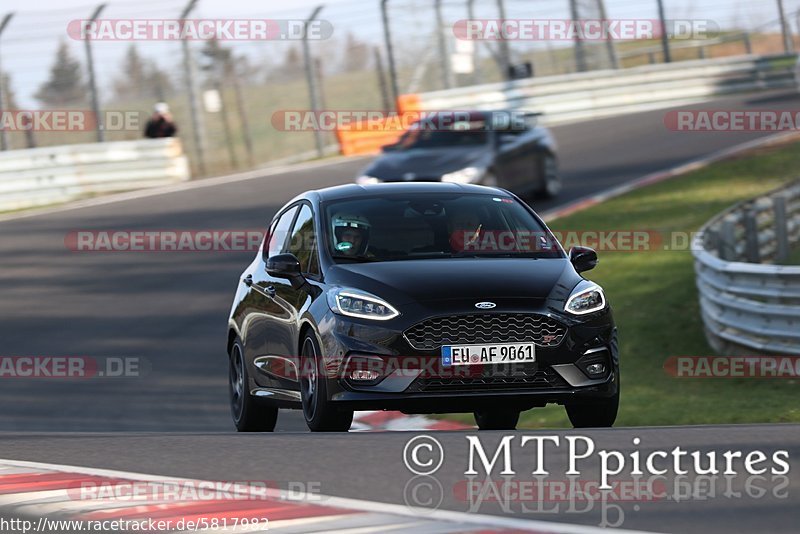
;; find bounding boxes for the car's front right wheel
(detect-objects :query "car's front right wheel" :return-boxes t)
[565,391,619,428]
[300,333,353,432]
[538,154,561,198]
[474,408,520,430]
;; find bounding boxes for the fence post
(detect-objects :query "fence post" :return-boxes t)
[596,0,619,69]
[84,4,107,143]
[230,58,254,167]
[0,13,14,152]
[774,194,790,262]
[569,0,588,72]
[467,0,481,84]
[373,46,390,112]
[302,5,325,159]
[656,0,671,62]
[719,217,738,261]
[776,0,794,53]
[435,0,454,89]
[380,0,399,108]
[495,0,512,79]
[180,0,207,176]
[743,207,761,263]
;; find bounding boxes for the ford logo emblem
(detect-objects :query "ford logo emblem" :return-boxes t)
[475,302,496,309]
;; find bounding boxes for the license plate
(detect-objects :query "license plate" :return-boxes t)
[442,343,536,366]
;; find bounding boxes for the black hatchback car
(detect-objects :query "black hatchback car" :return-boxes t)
[356,111,561,198]
[227,183,618,432]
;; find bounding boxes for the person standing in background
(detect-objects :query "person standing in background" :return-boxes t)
[144,102,177,138]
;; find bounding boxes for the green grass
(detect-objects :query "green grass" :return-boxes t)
[785,246,800,265]
[443,141,800,428]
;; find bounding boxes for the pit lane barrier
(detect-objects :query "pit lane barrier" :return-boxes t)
[0,138,190,212]
[692,180,800,356]
[338,53,799,156]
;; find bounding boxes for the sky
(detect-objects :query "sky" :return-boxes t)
[1,0,798,108]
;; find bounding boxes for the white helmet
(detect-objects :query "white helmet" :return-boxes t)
[332,213,371,255]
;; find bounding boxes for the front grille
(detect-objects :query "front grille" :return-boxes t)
[406,367,570,393]
[403,313,567,351]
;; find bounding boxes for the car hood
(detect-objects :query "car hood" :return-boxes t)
[364,147,492,181]
[326,258,574,305]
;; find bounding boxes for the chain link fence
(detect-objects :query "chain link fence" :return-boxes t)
[0,0,798,177]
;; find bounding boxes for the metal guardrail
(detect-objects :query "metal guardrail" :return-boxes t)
[0,138,190,212]
[411,54,799,127]
[692,180,800,356]
[338,54,800,155]
[616,33,754,63]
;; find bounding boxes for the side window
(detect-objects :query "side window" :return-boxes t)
[286,204,320,276]
[267,206,299,258]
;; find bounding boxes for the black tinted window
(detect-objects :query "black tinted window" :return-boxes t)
[267,206,298,257]
[324,193,562,262]
[287,205,320,276]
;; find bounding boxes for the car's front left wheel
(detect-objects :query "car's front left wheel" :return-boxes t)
[229,338,278,432]
[300,333,353,432]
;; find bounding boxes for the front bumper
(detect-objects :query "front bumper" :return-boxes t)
[318,303,618,413]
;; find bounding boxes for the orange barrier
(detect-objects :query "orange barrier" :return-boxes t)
[336,94,422,156]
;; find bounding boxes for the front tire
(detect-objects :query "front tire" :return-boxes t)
[300,333,353,432]
[474,409,520,430]
[229,338,278,432]
[566,391,619,428]
[538,154,561,198]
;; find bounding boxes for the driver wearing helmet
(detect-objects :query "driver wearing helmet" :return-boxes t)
[448,207,483,252]
[332,213,371,256]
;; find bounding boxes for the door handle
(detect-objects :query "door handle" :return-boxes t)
[243,274,253,286]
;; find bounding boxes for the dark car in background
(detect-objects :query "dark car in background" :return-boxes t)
[227,182,617,432]
[356,110,561,198]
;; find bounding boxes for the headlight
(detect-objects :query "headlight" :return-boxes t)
[327,288,399,320]
[356,175,381,185]
[565,282,606,315]
[441,167,482,184]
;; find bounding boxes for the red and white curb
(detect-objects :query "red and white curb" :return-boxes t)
[0,458,656,534]
[352,411,473,431]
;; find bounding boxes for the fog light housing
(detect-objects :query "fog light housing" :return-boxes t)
[350,369,380,381]
[586,363,606,376]
[576,347,611,379]
[342,354,390,388]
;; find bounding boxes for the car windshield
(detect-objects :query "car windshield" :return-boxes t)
[324,193,563,262]
[396,126,489,149]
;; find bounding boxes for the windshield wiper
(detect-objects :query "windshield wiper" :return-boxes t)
[330,254,381,263]
[452,251,541,259]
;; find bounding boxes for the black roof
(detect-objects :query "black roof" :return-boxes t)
[310,182,514,202]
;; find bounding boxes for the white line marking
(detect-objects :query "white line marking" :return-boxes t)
[0,458,656,534]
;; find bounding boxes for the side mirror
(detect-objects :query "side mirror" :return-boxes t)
[266,253,302,278]
[381,142,399,152]
[569,246,598,273]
